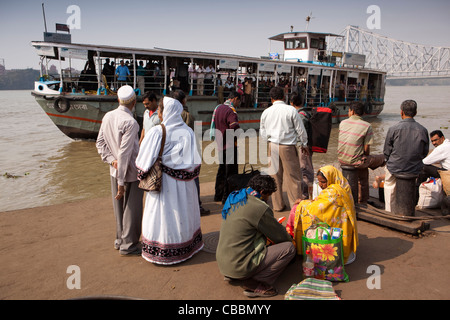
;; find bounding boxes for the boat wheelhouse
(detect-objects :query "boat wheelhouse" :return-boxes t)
[31,28,386,140]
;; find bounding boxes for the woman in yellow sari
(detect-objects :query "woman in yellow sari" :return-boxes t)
[286,165,358,264]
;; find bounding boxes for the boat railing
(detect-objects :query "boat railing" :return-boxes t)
[328,86,382,103]
[302,86,382,106]
[256,84,271,108]
[133,74,166,95]
[46,72,100,93]
[43,70,384,109]
[52,71,168,96]
[304,88,329,106]
[36,47,384,106]
[185,76,217,97]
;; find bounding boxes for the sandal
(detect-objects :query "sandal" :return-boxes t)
[243,283,278,298]
[345,251,356,265]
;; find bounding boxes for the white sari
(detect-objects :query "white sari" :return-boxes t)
[136,97,203,265]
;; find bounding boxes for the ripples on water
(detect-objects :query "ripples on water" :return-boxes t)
[0,86,449,212]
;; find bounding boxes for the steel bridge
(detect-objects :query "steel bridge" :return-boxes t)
[327,25,450,79]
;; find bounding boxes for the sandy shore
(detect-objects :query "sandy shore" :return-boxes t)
[1,181,449,301]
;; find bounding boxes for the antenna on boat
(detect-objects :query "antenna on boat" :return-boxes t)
[42,3,48,33]
[305,12,315,31]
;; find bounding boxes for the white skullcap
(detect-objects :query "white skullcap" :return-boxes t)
[117,85,136,105]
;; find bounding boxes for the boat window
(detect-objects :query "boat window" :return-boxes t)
[285,38,307,50]
[47,83,58,90]
[309,38,326,50]
[319,39,325,50]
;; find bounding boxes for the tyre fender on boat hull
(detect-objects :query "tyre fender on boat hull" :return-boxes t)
[54,97,70,113]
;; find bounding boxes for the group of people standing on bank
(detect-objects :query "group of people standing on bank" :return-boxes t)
[96,84,448,298]
[213,86,448,297]
[96,85,206,265]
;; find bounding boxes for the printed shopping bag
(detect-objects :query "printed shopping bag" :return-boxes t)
[302,223,349,282]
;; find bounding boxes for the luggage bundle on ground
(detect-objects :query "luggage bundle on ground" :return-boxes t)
[417,177,445,209]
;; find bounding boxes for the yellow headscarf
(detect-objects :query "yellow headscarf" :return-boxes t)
[318,165,352,196]
[293,165,358,263]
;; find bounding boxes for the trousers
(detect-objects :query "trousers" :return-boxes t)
[341,154,385,203]
[268,143,303,211]
[110,176,143,254]
[251,242,296,286]
[214,146,238,203]
[298,146,314,198]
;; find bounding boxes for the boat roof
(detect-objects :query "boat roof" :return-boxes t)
[268,31,343,42]
[32,41,259,62]
[30,40,385,74]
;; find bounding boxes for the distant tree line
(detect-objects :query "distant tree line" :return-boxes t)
[0,69,41,90]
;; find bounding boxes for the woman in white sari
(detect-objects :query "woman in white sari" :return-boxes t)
[136,97,204,265]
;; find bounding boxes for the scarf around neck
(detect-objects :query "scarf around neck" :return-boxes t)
[221,187,261,220]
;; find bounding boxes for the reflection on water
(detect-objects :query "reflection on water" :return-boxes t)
[0,139,111,212]
[1,86,449,212]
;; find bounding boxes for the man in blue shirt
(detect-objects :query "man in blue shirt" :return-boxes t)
[115,60,130,88]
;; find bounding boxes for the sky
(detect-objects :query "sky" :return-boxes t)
[1,0,449,70]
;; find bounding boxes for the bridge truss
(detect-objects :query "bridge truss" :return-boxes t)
[328,25,450,79]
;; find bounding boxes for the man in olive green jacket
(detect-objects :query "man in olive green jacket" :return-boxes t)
[216,174,295,298]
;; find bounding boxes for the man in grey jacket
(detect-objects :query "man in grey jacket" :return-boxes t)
[383,100,429,211]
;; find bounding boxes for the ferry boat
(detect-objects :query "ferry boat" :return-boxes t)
[31,28,386,140]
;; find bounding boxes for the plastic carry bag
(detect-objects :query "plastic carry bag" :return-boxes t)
[417,177,444,209]
[302,223,349,282]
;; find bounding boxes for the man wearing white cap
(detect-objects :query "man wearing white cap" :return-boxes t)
[96,85,143,255]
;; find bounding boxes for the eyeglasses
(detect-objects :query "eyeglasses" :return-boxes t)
[431,138,440,143]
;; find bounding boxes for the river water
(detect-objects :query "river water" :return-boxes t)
[1,86,449,212]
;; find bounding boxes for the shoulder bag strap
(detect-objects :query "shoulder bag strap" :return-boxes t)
[158,124,166,157]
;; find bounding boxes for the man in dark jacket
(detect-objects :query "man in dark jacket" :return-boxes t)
[211,91,242,203]
[383,100,429,211]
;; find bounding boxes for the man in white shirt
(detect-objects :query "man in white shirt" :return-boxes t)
[260,87,308,211]
[139,92,160,144]
[196,64,205,95]
[96,85,143,256]
[418,130,450,187]
[188,63,198,94]
[205,63,215,95]
[423,130,450,170]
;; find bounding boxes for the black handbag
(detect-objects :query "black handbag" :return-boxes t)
[227,164,261,192]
